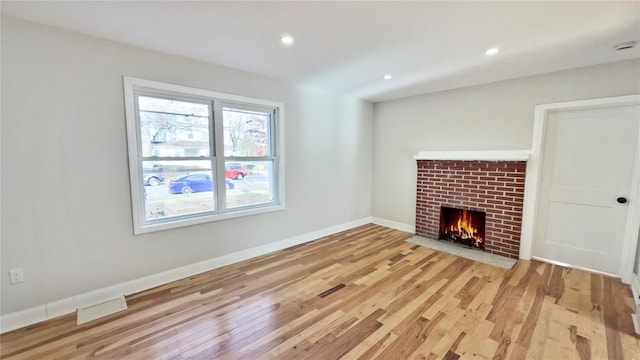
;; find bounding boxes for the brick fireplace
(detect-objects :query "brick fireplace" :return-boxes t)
[415,153,528,259]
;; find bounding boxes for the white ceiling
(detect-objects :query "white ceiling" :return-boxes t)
[2,1,639,102]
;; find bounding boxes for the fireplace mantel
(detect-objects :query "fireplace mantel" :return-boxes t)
[413,150,531,161]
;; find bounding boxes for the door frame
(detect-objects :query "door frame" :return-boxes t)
[519,94,640,283]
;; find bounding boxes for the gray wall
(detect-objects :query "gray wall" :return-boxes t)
[372,59,640,226]
[1,17,373,314]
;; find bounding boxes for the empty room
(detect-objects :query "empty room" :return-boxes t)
[1,1,640,359]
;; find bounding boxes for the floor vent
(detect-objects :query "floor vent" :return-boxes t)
[76,296,127,325]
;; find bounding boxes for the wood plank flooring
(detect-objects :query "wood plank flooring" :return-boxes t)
[1,224,638,359]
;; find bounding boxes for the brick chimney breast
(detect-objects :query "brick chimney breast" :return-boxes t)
[416,160,526,259]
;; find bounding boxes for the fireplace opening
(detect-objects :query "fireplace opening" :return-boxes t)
[439,207,486,250]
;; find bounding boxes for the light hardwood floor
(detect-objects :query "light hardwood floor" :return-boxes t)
[1,224,638,359]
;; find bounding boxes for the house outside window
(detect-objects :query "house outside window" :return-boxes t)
[123,77,284,234]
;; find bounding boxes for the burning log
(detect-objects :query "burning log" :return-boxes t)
[442,230,484,249]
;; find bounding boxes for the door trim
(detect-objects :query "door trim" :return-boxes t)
[520,94,640,283]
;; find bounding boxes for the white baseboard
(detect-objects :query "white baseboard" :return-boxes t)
[531,256,620,278]
[0,217,372,334]
[633,274,640,307]
[371,217,415,233]
[632,274,640,335]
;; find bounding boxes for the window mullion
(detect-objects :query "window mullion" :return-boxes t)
[139,156,213,161]
[224,156,273,162]
[208,101,218,212]
[213,101,227,211]
[271,108,277,156]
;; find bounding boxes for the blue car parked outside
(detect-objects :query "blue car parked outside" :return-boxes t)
[169,174,234,194]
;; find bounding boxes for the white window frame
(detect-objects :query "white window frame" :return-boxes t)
[123,76,285,234]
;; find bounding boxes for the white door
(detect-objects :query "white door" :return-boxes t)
[533,103,639,275]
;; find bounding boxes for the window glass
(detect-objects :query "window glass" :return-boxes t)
[223,107,270,157]
[139,96,210,158]
[142,160,214,221]
[225,160,275,209]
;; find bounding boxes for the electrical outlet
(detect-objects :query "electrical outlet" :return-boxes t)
[9,269,24,284]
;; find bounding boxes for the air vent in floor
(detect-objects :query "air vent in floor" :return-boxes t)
[76,295,128,325]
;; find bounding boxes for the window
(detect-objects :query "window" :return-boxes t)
[123,77,284,234]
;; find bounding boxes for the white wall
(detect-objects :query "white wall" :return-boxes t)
[0,17,373,314]
[372,59,640,226]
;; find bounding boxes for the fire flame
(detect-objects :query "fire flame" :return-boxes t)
[444,209,483,248]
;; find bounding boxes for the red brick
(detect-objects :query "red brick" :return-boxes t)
[468,189,487,195]
[493,214,512,221]
[506,191,524,196]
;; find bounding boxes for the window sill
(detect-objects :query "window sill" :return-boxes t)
[134,203,285,235]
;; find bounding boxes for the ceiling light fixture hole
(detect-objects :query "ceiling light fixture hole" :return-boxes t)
[614,41,636,51]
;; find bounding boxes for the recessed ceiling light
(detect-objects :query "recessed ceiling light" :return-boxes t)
[383,74,392,80]
[281,35,294,46]
[485,48,499,55]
